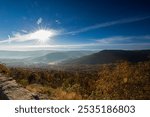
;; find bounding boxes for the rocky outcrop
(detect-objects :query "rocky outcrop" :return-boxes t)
[0,74,39,100]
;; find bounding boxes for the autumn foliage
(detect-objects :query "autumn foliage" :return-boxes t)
[0,61,150,99]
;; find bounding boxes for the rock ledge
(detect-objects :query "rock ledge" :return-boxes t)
[0,74,39,100]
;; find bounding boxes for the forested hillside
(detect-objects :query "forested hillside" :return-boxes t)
[0,61,150,99]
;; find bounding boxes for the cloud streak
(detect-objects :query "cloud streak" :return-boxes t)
[0,29,59,44]
[95,35,150,44]
[0,42,150,51]
[21,30,28,33]
[66,16,150,35]
[37,17,43,25]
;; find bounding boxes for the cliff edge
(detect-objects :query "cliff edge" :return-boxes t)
[0,74,39,100]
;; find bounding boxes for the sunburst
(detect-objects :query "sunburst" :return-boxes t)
[30,29,57,45]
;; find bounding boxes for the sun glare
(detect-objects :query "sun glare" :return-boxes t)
[30,29,57,44]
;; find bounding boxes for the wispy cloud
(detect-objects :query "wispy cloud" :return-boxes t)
[21,30,28,33]
[0,29,59,44]
[95,35,150,44]
[55,19,61,24]
[0,42,150,51]
[66,16,150,35]
[0,44,97,51]
[37,17,43,25]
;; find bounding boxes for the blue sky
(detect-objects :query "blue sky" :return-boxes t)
[0,0,150,50]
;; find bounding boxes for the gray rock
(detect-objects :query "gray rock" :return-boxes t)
[0,74,39,100]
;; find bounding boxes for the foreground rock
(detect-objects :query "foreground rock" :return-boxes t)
[0,74,39,100]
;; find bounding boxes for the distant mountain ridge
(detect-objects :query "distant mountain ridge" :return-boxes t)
[0,50,95,66]
[0,50,53,59]
[64,50,150,64]
[32,51,95,64]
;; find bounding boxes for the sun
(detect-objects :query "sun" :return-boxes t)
[30,29,57,44]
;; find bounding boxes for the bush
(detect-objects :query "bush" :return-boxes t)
[28,72,40,84]
[0,64,10,75]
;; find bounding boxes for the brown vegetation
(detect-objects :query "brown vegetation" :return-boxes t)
[0,61,150,100]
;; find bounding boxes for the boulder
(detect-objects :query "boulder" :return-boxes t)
[0,74,39,100]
